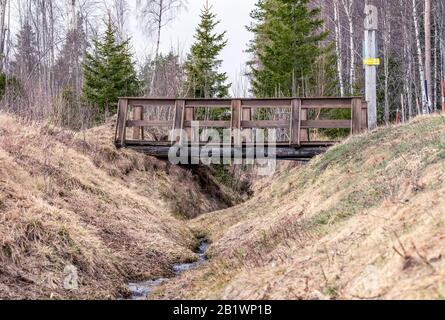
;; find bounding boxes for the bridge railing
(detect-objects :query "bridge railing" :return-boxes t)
[115,98,368,148]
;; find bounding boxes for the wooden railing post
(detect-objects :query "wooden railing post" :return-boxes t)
[352,98,363,135]
[172,100,185,144]
[231,100,242,147]
[184,105,195,144]
[361,101,368,132]
[300,101,309,142]
[290,99,301,146]
[132,105,144,140]
[242,106,253,144]
[115,99,129,147]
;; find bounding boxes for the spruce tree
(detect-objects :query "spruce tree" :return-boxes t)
[184,3,230,99]
[247,0,329,98]
[83,19,139,118]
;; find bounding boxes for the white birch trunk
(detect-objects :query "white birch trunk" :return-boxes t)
[412,0,428,114]
[0,0,7,72]
[424,0,432,112]
[341,0,355,95]
[333,0,345,97]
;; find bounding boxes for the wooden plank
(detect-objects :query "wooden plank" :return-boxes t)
[241,120,290,129]
[132,106,144,140]
[301,120,352,129]
[128,99,175,106]
[116,99,129,147]
[231,100,242,147]
[125,140,338,148]
[130,145,328,160]
[290,99,301,146]
[185,100,232,107]
[183,121,231,128]
[352,98,362,134]
[241,100,292,108]
[126,120,172,127]
[301,98,353,109]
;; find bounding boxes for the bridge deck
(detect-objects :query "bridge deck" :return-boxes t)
[115,97,368,160]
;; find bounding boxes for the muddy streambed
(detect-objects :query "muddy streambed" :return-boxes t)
[127,239,209,300]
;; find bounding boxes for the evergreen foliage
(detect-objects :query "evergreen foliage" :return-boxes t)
[247,0,329,98]
[14,23,39,80]
[184,3,230,99]
[82,19,139,117]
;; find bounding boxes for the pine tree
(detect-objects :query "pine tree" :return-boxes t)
[13,22,39,80]
[184,3,230,99]
[54,14,87,93]
[83,19,139,118]
[247,0,329,98]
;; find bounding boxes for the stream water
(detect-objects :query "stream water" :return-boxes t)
[127,239,209,300]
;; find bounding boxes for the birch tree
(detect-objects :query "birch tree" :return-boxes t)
[333,0,345,96]
[340,0,355,95]
[0,0,8,72]
[412,0,428,114]
[136,0,187,94]
[424,0,432,112]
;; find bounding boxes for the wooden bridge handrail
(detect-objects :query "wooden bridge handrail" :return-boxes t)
[115,97,368,148]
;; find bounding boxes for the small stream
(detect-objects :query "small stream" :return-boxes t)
[127,239,209,300]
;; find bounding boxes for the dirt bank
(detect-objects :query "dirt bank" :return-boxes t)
[0,114,234,299]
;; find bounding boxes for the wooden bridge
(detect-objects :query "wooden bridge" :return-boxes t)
[115,97,368,161]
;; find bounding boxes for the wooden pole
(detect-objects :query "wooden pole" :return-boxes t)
[242,106,253,144]
[231,100,242,147]
[115,99,129,147]
[184,106,194,144]
[352,98,362,135]
[300,105,309,142]
[172,100,185,144]
[290,99,301,146]
[132,106,144,140]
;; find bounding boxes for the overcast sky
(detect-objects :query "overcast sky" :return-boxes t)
[128,0,257,96]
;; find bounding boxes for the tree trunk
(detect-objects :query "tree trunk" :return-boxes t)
[333,0,345,96]
[412,0,428,114]
[0,0,7,72]
[424,0,432,112]
[149,0,164,95]
[341,0,355,95]
[383,4,391,124]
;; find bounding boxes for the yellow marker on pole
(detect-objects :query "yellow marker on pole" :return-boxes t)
[363,58,381,66]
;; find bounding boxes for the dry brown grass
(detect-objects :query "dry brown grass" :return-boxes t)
[155,115,445,300]
[0,113,231,300]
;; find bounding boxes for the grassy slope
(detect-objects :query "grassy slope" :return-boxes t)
[156,115,445,300]
[0,114,232,299]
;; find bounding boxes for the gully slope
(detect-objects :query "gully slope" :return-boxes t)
[0,114,233,299]
[155,115,445,300]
